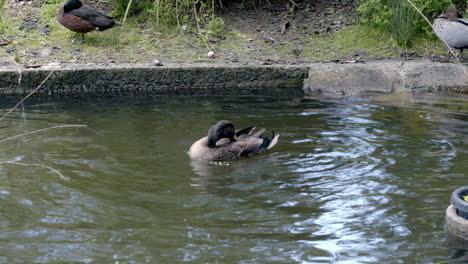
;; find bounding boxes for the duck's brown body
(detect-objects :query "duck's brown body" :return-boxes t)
[58,8,96,34]
[58,0,117,42]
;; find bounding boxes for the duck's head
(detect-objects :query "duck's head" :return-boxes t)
[63,0,83,12]
[207,120,237,147]
[439,7,462,20]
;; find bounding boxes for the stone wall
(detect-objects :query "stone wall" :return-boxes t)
[0,64,308,96]
[0,60,467,96]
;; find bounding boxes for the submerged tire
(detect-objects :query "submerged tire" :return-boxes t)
[451,186,468,220]
[446,205,468,241]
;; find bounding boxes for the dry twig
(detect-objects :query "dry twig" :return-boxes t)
[0,161,70,181]
[0,70,55,122]
[0,124,87,144]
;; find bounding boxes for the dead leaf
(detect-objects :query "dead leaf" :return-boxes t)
[280,21,290,34]
[0,40,12,46]
[23,64,42,68]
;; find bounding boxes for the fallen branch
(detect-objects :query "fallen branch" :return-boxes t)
[122,0,133,25]
[0,161,70,181]
[0,124,87,144]
[0,70,55,122]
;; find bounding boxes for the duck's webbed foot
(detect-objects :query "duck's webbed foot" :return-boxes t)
[449,49,464,62]
[71,33,85,44]
[457,48,464,62]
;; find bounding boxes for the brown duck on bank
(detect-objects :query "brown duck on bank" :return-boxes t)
[58,0,118,43]
[188,120,279,161]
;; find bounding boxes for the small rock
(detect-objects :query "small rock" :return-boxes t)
[259,59,274,65]
[354,49,370,57]
[398,50,419,57]
[292,48,302,56]
[40,47,52,57]
[22,19,38,30]
[209,37,222,43]
[153,59,163,66]
[280,21,290,34]
[39,25,51,35]
[24,64,42,68]
[264,37,275,43]
[226,54,238,63]
[207,51,215,59]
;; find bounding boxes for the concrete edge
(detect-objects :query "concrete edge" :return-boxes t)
[0,60,467,96]
[0,64,308,96]
[446,205,468,241]
[304,60,468,96]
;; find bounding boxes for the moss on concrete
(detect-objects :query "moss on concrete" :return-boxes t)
[0,64,309,95]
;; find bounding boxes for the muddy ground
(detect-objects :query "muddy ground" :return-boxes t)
[217,0,357,63]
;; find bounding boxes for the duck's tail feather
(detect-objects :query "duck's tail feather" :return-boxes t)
[252,128,266,138]
[260,131,279,151]
[267,132,280,150]
[236,126,255,138]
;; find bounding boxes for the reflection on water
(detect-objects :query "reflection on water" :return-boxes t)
[0,93,467,263]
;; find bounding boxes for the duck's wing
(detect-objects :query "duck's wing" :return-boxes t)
[450,18,468,48]
[68,6,116,29]
[215,138,231,146]
[251,128,265,137]
[236,126,255,139]
[231,131,279,157]
[455,18,468,26]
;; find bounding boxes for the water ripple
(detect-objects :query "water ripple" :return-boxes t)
[0,94,466,263]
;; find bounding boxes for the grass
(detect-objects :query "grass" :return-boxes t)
[301,25,446,61]
[302,26,400,60]
[389,0,418,48]
[0,1,451,65]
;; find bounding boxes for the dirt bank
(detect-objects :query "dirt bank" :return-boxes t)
[0,0,453,68]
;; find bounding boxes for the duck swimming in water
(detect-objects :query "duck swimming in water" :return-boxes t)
[433,7,468,61]
[188,120,279,161]
[58,0,118,43]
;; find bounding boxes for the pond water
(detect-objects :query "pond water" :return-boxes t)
[0,93,467,263]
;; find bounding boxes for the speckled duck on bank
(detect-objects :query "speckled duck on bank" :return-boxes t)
[433,7,468,61]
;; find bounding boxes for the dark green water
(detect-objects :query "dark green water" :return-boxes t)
[0,93,467,263]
